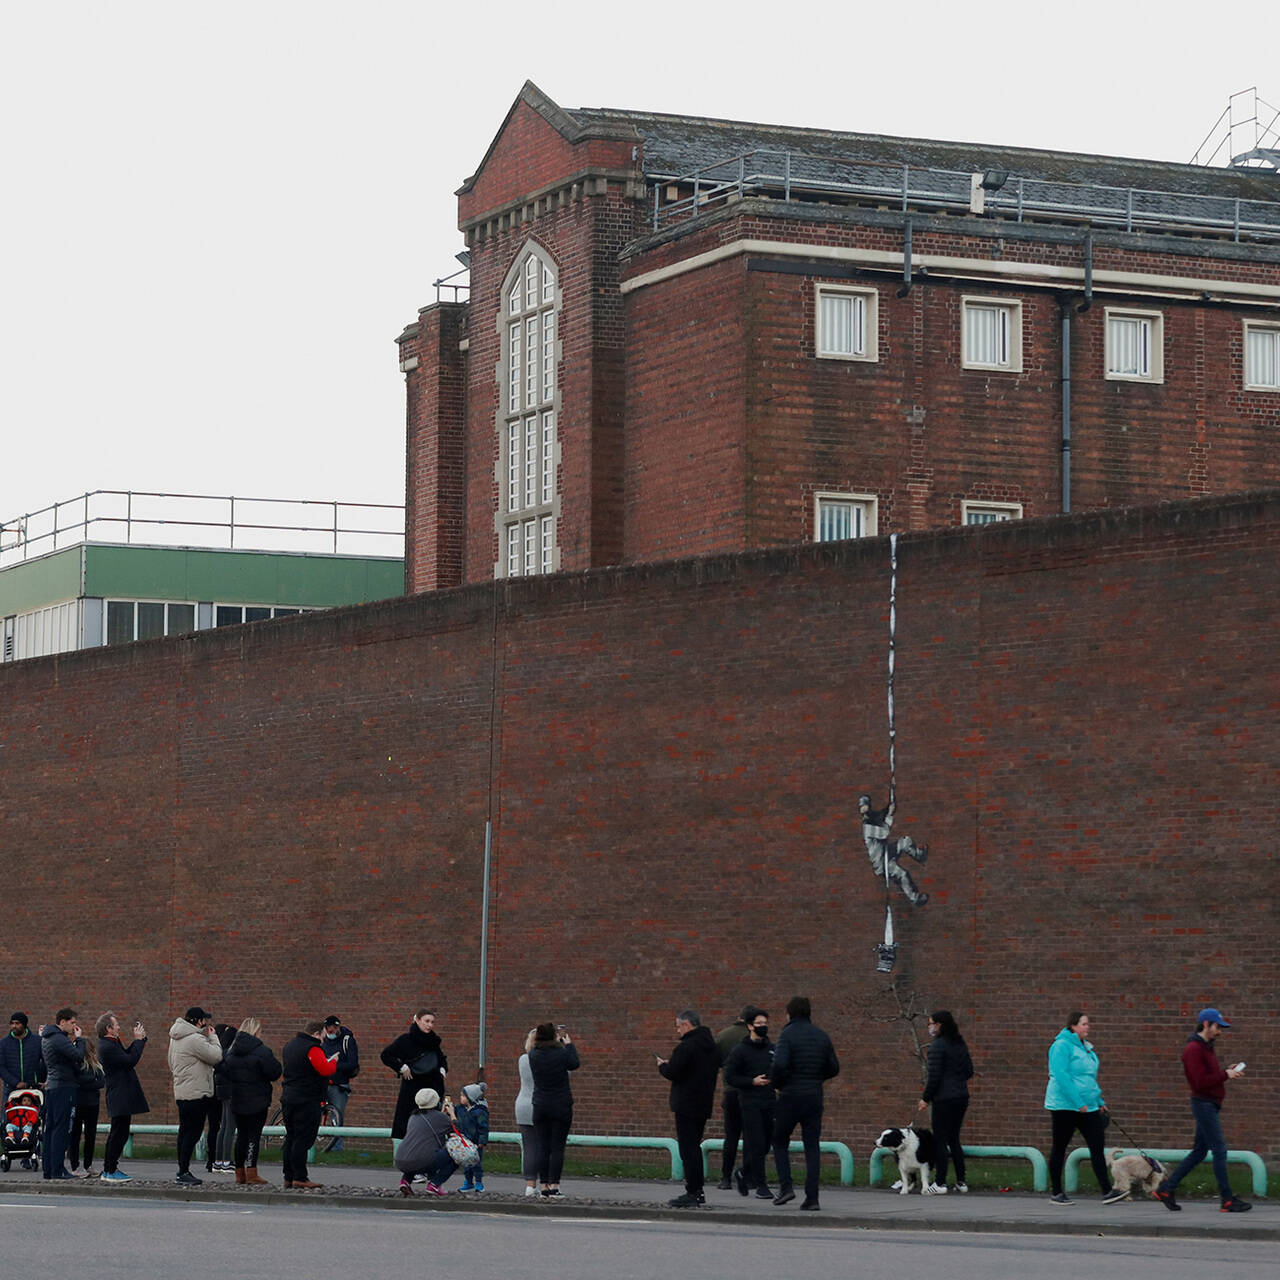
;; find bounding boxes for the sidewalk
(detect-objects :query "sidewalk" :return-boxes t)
[2,1161,1273,1239]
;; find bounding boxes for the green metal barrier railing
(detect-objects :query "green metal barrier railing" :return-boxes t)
[870,1144,1049,1192]
[700,1138,855,1185]
[123,1125,683,1175]
[1065,1146,1268,1197]
[123,1123,389,1162]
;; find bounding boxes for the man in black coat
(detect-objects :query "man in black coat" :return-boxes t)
[657,1009,720,1207]
[770,995,839,1211]
[280,1020,337,1190]
[723,1007,776,1198]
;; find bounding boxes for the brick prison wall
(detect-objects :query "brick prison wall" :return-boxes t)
[1,491,1276,1159]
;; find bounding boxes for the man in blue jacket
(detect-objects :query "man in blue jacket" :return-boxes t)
[0,1013,44,1168]
[320,1016,359,1152]
[40,1008,86,1180]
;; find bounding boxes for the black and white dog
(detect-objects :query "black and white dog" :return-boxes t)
[875,1127,938,1195]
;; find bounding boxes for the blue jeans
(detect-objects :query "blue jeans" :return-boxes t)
[1165,1096,1233,1201]
[325,1084,349,1152]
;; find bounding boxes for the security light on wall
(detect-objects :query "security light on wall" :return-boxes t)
[455,251,472,269]
[981,170,1010,192]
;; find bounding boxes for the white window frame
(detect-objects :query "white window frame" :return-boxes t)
[813,491,878,541]
[1105,308,1164,383]
[961,500,1023,526]
[815,284,878,362]
[961,296,1022,372]
[1243,321,1280,392]
[496,245,560,577]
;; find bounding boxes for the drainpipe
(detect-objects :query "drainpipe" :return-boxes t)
[478,819,492,1074]
[1060,300,1072,513]
[1059,233,1092,515]
[897,218,912,297]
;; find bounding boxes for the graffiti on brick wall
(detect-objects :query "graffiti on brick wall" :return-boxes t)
[858,794,930,908]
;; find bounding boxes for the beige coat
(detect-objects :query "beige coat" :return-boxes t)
[168,1018,223,1100]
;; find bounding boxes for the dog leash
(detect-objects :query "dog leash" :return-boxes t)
[1107,1114,1162,1175]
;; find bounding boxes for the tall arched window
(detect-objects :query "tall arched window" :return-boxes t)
[498,246,559,577]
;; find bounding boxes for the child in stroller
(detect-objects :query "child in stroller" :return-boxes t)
[3,1087,42,1171]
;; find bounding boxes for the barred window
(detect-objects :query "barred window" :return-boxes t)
[1244,323,1280,391]
[499,248,559,576]
[962,298,1022,372]
[814,491,878,541]
[1105,309,1163,383]
[816,285,878,361]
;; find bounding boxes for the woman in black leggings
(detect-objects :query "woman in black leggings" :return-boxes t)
[528,1022,579,1198]
[917,1009,973,1193]
[69,1039,105,1175]
[1044,1011,1119,1204]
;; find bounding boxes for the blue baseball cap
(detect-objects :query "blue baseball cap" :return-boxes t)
[1196,1008,1231,1028]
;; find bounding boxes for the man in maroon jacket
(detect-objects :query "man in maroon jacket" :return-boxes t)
[1154,1008,1250,1213]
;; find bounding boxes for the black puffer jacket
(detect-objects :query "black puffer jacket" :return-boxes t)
[529,1042,580,1124]
[226,1032,282,1115]
[213,1025,237,1101]
[770,1017,839,1097]
[659,1025,720,1119]
[922,1035,973,1103]
[723,1034,776,1106]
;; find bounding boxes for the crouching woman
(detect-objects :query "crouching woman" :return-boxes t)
[394,1088,458,1196]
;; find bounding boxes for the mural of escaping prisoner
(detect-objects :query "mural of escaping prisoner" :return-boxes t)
[858,795,929,907]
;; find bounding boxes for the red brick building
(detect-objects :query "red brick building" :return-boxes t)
[399,82,1280,592]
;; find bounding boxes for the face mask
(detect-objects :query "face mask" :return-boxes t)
[753,1026,768,1037]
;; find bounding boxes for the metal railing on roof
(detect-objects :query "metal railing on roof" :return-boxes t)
[649,148,1280,243]
[0,490,405,568]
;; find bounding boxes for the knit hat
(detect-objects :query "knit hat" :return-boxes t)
[462,1083,487,1105]
[9,1012,28,1027]
[184,1007,211,1024]
[415,1087,441,1110]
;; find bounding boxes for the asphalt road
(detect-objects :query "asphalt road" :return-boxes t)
[1,1195,1274,1279]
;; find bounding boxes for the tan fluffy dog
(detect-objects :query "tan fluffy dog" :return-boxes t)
[1106,1150,1165,1200]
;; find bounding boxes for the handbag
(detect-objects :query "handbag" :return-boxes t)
[445,1125,480,1168]
[407,1050,439,1077]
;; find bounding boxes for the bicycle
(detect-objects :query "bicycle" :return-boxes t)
[262,1098,336,1148]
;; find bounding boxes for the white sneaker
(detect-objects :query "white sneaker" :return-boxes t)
[524,1185,538,1197]
[411,1173,430,1184]
[954,1182,969,1193]
[890,1179,903,1191]
[924,1182,947,1195]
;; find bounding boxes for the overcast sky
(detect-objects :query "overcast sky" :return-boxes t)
[2,1,1275,531]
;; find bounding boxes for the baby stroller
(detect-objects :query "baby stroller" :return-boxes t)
[2,1087,43,1172]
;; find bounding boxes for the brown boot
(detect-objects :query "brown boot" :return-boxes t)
[292,1180,323,1190]
[244,1167,269,1186]
[283,1180,294,1189]
[235,1167,246,1184]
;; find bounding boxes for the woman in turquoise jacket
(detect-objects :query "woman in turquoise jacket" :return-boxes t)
[1044,1012,1119,1204]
